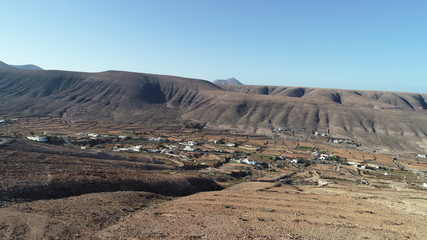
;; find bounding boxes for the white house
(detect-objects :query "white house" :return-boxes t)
[88,133,99,138]
[290,159,299,164]
[27,136,47,142]
[113,147,132,152]
[0,119,6,123]
[367,164,379,169]
[148,137,165,142]
[180,141,198,146]
[417,154,426,158]
[241,158,257,165]
[347,162,360,168]
[226,143,236,147]
[423,183,427,188]
[132,145,143,152]
[183,146,196,151]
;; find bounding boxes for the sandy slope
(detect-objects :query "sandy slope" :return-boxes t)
[95,182,426,240]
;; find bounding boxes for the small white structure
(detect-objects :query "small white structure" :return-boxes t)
[332,139,343,144]
[226,143,236,147]
[118,135,129,140]
[314,131,329,137]
[148,137,165,142]
[113,147,132,152]
[417,154,426,158]
[290,159,299,164]
[311,151,319,158]
[102,135,115,139]
[0,119,6,123]
[347,162,359,168]
[88,133,99,138]
[241,158,256,165]
[367,164,379,169]
[183,146,196,151]
[27,136,47,142]
[180,141,198,146]
[423,183,427,188]
[132,145,143,152]
[77,132,88,136]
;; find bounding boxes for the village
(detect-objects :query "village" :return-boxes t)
[0,116,426,190]
[15,128,427,190]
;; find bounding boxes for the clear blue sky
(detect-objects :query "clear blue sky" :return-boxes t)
[1,0,426,93]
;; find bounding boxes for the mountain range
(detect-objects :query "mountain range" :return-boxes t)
[0,67,426,153]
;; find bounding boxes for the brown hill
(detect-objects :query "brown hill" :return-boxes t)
[0,69,426,152]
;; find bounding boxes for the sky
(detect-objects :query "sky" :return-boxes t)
[1,0,426,93]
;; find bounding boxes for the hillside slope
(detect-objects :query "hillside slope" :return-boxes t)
[0,69,426,152]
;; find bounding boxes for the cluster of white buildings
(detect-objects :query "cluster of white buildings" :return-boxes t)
[113,145,143,152]
[311,152,335,160]
[314,131,329,137]
[347,161,379,169]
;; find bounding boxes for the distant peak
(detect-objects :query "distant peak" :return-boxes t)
[212,78,243,85]
[12,64,44,70]
[0,60,43,70]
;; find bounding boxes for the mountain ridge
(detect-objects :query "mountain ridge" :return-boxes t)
[0,68,426,153]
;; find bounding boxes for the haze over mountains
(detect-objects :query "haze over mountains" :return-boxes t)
[0,66,426,153]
